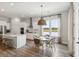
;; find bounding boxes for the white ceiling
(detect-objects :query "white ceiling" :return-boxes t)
[0,2,71,18]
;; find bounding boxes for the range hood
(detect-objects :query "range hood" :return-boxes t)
[29,17,33,28]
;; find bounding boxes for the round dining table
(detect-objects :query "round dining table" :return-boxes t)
[38,36,54,56]
[39,36,50,41]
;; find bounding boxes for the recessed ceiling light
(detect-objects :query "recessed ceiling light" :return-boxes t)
[1,9,5,12]
[10,3,14,6]
[14,18,20,22]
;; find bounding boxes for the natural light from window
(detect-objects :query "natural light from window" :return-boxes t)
[42,18,60,37]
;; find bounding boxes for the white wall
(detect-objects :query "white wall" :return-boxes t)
[73,2,79,57]
[10,17,27,34]
[68,3,74,55]
[10,18,20,34]
[32,17,40,36]
[60,11,68,45]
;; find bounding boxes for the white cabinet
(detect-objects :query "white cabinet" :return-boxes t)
[3,34,26,48]
[16,35,26,48]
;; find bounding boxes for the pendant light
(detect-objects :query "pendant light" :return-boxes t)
[38,5,46,25]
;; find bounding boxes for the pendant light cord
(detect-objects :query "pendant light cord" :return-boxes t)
[40,5,43,18]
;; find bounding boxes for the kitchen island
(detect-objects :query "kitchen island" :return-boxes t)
[2,34,26,48]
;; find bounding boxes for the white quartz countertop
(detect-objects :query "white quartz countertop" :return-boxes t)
[0,34,26,38]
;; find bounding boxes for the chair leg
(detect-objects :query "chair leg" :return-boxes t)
[34,45,39,56]
[53,44,55,52]
[42,45,44,55]
[38,47,40,56]
[42,44,46,56]
[5,42,9,49]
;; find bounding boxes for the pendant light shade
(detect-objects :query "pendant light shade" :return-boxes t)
[38,18,46,25]
[37,5,46,25]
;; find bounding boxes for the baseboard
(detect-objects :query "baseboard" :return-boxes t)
[59,42,68,46]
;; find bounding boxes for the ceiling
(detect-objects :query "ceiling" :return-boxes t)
[0,2,71,18]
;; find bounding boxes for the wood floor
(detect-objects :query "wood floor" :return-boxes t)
[0,40,71,57]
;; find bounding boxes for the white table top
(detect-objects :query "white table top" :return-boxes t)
[39,36,50,41]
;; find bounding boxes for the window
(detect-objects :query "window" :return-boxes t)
[51,18,60,37]
[42,20,50,36]
[42,18,60,37]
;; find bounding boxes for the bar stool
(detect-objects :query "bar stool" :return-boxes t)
[0,35,2,43]
[2,38,12,48]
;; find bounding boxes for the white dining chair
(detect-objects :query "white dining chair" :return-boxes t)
[45,37,55,56]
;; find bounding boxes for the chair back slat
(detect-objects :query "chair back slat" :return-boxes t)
[34,38,40,45]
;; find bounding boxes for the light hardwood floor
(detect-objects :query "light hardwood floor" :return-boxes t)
[0,40,71,57]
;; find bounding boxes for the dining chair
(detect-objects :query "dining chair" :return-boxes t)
[34,38,43,48]
[0,35,2,42]
[2,38,12,48]
[45,37,55,54]
[34,38,43,56]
